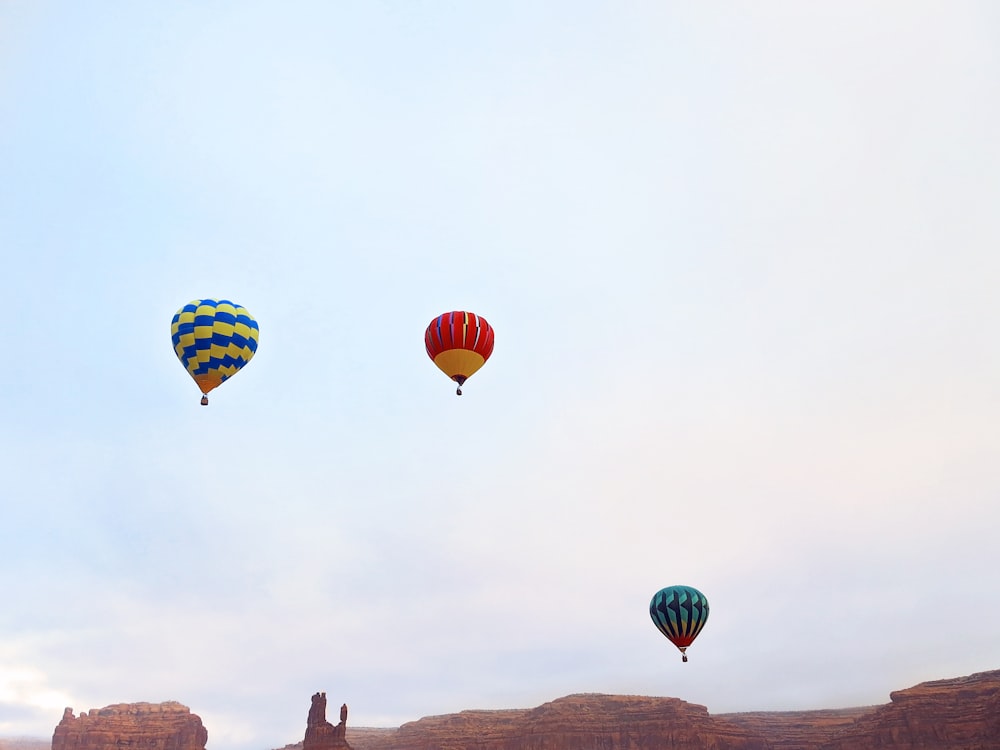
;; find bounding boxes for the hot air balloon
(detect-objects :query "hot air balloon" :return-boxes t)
[171,299,259,405]
[425,311,494,395]
[649,585,709,663]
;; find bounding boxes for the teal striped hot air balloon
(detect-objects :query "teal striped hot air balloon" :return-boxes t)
[649,585,709,663]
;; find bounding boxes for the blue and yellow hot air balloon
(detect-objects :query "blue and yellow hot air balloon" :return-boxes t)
[170,299,259,405]
[424,310,495,396]
[650,585,709,663]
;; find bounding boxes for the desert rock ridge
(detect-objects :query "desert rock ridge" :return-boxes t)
[9,669,1000,750]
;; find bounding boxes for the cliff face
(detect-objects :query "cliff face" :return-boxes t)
[384,694,768,750]
[820,670,1000,749]
[51,702,207,750]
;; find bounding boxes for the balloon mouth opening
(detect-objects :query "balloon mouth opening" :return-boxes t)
[452,375,468,385]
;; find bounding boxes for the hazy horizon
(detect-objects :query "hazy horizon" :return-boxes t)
[0,666,977,742]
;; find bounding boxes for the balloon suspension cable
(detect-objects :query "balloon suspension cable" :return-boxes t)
[200,395,209,406]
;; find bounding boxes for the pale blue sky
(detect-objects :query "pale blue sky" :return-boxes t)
[2,2,1000,749]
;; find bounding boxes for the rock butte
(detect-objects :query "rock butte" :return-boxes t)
[51,702,207,750]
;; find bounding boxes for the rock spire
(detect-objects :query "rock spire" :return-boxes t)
[303,692,351,750]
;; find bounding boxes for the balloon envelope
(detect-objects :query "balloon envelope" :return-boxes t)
[649,585,709,660]
[425,311,494,391]
[171,299,259,402]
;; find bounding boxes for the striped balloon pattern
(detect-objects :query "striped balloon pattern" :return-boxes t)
[649,585,709,661]
[171,299,259,404]
[425,311,495,394]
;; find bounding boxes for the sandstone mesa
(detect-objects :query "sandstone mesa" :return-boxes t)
[51,702,207,750]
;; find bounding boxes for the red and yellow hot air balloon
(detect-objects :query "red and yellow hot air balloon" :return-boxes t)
[425,311,495,395]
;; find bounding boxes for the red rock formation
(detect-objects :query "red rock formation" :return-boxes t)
[303,692,352,750]
[820,670,1000,749]
[51,702,207,750]
[383,694,769,750]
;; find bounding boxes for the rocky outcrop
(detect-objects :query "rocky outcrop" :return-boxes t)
[51,702,206,750]
[820,670,1000,749]
[303,693,352,750]
[380,694,769,750]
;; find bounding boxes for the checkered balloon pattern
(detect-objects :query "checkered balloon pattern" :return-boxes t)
[171,299,259,401]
